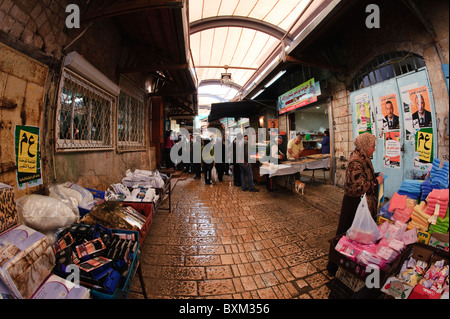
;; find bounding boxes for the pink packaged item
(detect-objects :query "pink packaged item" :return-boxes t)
[388,239,405,252]
[403,228,418,245]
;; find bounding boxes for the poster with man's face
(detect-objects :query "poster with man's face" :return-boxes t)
[409,86,432,128]
[268,119,278,129]
[380,94,400,131]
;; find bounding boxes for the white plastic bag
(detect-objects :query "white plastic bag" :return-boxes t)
[16,194,78,232]
[346,194,379,244]
[49,182,94,214]
[211,166,218,183]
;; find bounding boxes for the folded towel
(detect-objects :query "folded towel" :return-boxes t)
[389,192,407,212]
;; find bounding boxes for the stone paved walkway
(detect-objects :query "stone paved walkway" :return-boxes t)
[129,174,343,299]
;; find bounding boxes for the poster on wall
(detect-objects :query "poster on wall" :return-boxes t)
[355,92,372,134]
[15,125,43,190]
[380,94,400,131]
[399,84,416,141]
[409,86,433,129]
[416,130,433,163]
[384,131,401,168]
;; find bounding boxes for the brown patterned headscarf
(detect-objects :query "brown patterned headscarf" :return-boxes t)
[354,132,376,156]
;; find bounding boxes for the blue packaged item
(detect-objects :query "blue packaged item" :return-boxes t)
[103,270,121,294]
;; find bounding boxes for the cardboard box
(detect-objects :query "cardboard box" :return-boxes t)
[0,183,18,234]
[428,232,449,251]
[32,274,90,299]
[0,224,55,299]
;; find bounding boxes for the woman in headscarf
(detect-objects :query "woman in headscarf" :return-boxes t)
[327,132,384,275]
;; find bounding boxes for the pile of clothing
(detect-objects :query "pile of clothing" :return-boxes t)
[409,201,430,231]
[425,188,449,219]
[429,159,449,189]
[428,209,449,234]
[397,179,423,200]
[421,159,449,202]
[389,192,416,223]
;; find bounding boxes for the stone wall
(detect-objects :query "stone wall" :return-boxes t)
[329,0,449,186]
[0,0,154,194]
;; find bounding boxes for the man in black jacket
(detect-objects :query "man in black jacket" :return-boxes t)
[384,100,399,130]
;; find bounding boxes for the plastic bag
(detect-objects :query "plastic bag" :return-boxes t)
[16,194,78,232]
[346,194,379,244]
[49,182,94,214]
[211,166,218,183]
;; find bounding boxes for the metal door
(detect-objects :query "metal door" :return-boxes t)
[350,68,437,199]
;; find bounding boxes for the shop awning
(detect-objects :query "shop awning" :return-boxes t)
[208,100,276,122]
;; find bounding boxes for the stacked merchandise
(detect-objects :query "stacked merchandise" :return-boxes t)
[388,193,416,223]
[121,169,167,189]
[53,223,139,297]
[0,224,55,299]
[420,159,449,202]
[106,183,159,203]
[429,159,449,189]
[334,220,417,273]
[425,189,448,220]
[409,201,430,231]
[397,179,423,200]
[381,244,449,299]
[429,210,449,235]
[0,183,57,299]
[378,158,449,240]
[81,201,146,233]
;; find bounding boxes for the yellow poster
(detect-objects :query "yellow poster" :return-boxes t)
[416,131,433,162]
[17,129,39,173]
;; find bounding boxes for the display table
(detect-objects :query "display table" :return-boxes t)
[259,157,330,177]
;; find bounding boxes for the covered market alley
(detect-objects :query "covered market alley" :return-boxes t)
[0,0,448,304]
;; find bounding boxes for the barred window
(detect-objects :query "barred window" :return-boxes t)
[118,77,146,151]
[56,69,114,151]
[350,52,425,91]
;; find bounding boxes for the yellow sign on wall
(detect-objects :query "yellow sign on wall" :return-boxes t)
[17,130,39,173]
[416,131,433,162]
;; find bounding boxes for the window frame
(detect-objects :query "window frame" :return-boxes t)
[55,68,115,152]
[117,76,147,153]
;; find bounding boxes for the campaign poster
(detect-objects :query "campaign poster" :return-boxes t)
[399,84,417,141]
[416,130,433,163]
[384,131,401,168]
[380,94,400,131]
[15,125,43,189]
[409,86,433,129]
[355,92,372,134]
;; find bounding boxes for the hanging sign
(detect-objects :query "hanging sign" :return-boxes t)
[15,125,42,189]
[278,78,321,114]
[416,131,433,162]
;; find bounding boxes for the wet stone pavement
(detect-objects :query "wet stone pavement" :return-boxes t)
[129,173,343,299]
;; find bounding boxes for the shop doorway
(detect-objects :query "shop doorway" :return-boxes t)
[350,53,437,199]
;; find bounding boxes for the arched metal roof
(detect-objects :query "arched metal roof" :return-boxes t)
[188,0,328,106]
